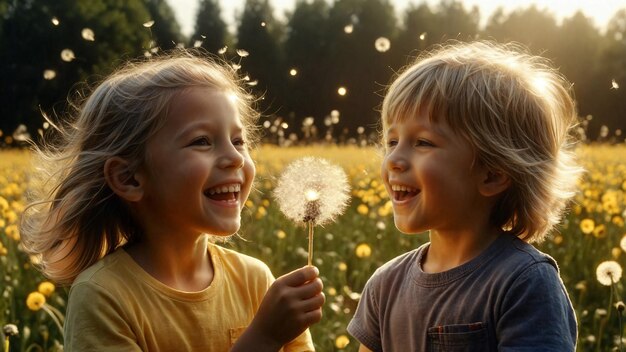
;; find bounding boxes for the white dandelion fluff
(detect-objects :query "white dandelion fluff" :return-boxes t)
[374,37,391,52]
[60,49,75,62]
[274,157,351,266]
[596,261,622,286]
[274,157,350,226]
[143,20,155,28]
[43,70,56,80]
[81,28,95,41]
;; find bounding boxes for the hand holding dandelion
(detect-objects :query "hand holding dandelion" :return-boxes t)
[274,157,350,266]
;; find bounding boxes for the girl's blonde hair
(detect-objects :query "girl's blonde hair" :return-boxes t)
[382,41,583,243]
[21,51,259,285]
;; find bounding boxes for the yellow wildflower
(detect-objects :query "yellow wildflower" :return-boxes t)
[335,335,350,349]
[357,204,369,215]
[612,247,621,260]
[276,230,286,239]
[355,243,372,258]
[580,219,595,235]
[338,262,347,271]
[26,292,46,311]
[38,282,56,297]
[593,224,606,238]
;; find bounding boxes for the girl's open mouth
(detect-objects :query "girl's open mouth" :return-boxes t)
[205,183,241,202]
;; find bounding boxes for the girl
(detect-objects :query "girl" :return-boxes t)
[21,53,324,351]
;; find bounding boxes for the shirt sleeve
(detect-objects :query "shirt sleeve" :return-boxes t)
[347,273,383,352]
[497,262,578,351]
[64,281,142,351]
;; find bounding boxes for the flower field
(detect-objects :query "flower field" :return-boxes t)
[1,144,626,351]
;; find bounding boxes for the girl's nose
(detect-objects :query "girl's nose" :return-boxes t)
[218,144,245,169]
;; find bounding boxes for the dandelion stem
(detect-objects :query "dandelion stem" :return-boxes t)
[4,336,9,352]
[42,304,64,338]
[307,220,314,267]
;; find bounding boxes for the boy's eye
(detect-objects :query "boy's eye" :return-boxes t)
[386,139,398,148]
[415,139,434,147]
[190,137,211,146]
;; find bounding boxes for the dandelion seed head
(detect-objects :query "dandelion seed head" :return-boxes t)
[218,46,228,54]
[596,260,622,286]
[236,49,249,57]
[274,157,351,226]
[3,324,18,337]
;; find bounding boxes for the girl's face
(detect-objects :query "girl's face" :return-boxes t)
[381,109,486,236]
[136,88,255,238]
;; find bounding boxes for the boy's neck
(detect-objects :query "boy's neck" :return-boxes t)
[421,227,502,273]
[124,233,214,292]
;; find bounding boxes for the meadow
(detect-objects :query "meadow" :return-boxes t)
[1,144,625,351]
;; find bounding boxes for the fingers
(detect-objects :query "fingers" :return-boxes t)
[298,292,325,312]
[291,277,323,299]
[278,266,319,287]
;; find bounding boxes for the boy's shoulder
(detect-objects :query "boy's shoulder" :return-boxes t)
[503,234,559,272]
[368,244,425,285]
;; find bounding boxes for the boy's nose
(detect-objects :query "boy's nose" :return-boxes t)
[386,154,408,172]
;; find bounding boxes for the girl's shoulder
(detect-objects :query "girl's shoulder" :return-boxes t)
[208,243,274,280]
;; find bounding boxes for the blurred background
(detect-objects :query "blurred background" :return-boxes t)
[1,0,625,146]
[2,1,626,351]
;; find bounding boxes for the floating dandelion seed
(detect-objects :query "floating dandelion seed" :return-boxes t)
[289,68,298,76]
[596,261,622,286]
[231,63,241,71]
[247,80,258,86]
[143,20,155,28]
[81,28,95,41]
[420,32,427,40]
[51,17,60,26]
[193,40,203,48]
[261,21,266,27]
[374,37,391,52]
[201,35,206,39]
[60,49,75,62]
[236,49,249,57]
[344,24,354,34]
[337,87,347,96]
[218,46,228,54]
[274,157,351,266]
[612,79,619,89]
[43,70,56,80]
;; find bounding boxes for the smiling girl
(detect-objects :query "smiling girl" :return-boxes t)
[21,53,323,351]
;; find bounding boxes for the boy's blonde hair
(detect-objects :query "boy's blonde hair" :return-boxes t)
[21,51,259,285]
[382,41,582,243]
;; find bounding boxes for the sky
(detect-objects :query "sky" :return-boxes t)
[166,0,626,37]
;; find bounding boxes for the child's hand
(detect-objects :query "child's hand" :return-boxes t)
[232,266,325,351]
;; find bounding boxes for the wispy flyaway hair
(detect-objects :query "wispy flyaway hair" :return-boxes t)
[21,51,259,285]
[382,41,583,243]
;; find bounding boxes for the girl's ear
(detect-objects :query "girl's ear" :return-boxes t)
[104,157,144,202]
[478,169,511,197]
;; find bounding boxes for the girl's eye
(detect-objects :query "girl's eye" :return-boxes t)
[232,138,246,147]
[190,137,211,146]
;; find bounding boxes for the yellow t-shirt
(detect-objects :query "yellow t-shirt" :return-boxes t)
[64,243,314,351]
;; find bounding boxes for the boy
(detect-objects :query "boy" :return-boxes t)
[347,41,581,351]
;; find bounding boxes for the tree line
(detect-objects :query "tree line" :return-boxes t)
[1,0,625,144]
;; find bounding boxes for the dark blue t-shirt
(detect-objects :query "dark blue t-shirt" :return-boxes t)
[348,233,577,351]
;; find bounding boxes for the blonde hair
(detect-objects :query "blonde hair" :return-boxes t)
[382,41,583,243]
[21,51,259,285]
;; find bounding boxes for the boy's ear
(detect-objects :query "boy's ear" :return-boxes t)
[104,157,144,202]
[478,169,511,197]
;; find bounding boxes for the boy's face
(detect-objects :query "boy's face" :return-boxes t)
[381,110,486,235]
[135,87,255,238]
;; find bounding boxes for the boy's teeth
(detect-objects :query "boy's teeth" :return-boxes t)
[208,184,241,194]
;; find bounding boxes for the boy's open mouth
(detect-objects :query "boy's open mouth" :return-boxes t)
[390,184,419,202]
[205,183,241,202]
